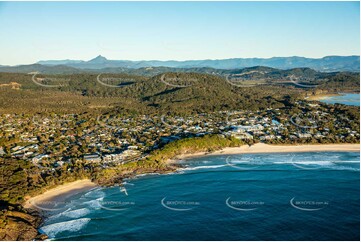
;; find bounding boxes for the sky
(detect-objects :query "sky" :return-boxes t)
[0,1,359,65]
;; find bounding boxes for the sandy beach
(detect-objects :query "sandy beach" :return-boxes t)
[24,179,97,210]
[23,144,359,209]
[306,93,341,101]
[173,143,360,161]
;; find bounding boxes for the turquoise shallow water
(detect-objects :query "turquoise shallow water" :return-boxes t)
[39,152,360,241]
[319,93,360,106]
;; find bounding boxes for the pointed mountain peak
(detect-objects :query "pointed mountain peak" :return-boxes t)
[88,55,108,63]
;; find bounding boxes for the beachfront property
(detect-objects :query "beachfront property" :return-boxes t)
[231,124,264,133]
[0,100,359,169]
[84,153,101,163]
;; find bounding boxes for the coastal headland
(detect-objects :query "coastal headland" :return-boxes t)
[26,143,360,209]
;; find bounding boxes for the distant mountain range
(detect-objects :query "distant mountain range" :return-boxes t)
[0,55,359,74]
[35,55,360,72]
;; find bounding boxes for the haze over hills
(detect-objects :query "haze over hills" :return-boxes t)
[0,55,359,79]
[33,55,360,72]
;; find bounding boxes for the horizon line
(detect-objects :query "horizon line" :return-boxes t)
[3,54,360,67]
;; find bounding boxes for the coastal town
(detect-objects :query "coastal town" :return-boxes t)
[0,0,360,241]
[0,99,359,172]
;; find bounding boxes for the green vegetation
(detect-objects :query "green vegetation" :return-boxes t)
[0,67,359,240]
[93,135,243,185]
[0,135,242,200]
[0,70,358,114]
[148,134,244,162]
[0,158,91,204]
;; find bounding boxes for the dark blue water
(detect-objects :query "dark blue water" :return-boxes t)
[40,152,360,241]
[320,93,360,106]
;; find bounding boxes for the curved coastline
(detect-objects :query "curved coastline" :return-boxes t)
[26,143,360,208]
[23,142,360,240]
[23,179,97,210]
[307,92,360,103]
[170,143,360,162]
[306,93,341,101]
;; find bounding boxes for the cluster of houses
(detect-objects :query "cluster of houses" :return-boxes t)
[0,101,359,169]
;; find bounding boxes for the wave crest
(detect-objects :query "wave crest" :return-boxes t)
[40,218,91,238]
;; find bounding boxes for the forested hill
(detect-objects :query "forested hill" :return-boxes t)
[0,70,359,114]
[0,62,359,79]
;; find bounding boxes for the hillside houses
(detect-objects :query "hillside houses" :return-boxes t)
[0,101,359,169]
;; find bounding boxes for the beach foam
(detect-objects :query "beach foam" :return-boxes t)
[84,197,104,209]
[83,187,105,198]
[38,151,360,241]
[40,218,91,238]
[46,208,91,224]
[179,164,227,171]
[62,208,91,219]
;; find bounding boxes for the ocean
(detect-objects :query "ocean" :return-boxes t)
[319,93,360,106]
[39,152,360,241]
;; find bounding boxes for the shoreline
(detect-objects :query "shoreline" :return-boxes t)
[23,143,360,211]
[23,179,97,210]
[171,143,360,162]
[307,92,360,101]
[306,93,341,101]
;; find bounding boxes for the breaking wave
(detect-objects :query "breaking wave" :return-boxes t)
[46,208,91,223]
[40,218,91,238]
[179,164,227,171]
